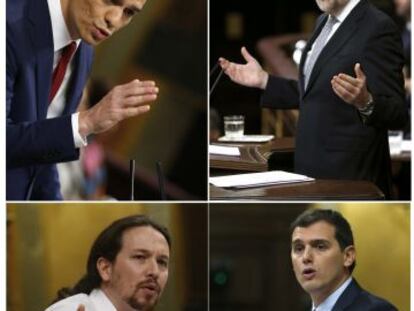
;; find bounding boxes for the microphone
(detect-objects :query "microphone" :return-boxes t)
[156,161,166,200]
[210,61,225,97]
[210,61,220,77]
[129,159,135,200]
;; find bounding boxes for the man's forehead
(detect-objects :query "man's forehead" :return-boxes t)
[291,221,336,242]
[121,226,170,253]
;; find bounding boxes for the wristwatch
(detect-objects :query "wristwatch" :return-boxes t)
[358,94,374,115]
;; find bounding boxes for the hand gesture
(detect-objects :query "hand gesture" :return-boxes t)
[219,47,268,89]
[79,79,159,137]
[331,63,371,109]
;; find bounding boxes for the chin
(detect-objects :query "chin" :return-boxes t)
[129,297,157,311]
[301,281,321,293]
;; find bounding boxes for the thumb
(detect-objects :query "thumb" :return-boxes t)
[77,304,85,311]
[241,46,256,63]
[354,63,365,79]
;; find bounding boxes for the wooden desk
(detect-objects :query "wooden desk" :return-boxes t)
[210,179,384,200]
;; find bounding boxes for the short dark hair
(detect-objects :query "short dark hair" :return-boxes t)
[53,215,171,302]
[290,209,356,273]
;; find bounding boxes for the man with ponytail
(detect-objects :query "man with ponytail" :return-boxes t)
[45,215,171,311]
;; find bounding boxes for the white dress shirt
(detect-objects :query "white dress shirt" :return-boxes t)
[46,0,87,148]
[311,277,353,311]
[45,288,117,311]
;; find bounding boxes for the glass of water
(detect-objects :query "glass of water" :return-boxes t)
[224,115,244,138]
[388,130,403,155]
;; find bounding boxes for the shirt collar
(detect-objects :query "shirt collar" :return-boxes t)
[46,0,81,52]
[312,277,353,311]
[89,289,117,311]
[333,0,361,23]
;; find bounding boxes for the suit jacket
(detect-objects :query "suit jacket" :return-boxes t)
[261,0,408,198]
[6,0,94,200]
[332,279,397,310]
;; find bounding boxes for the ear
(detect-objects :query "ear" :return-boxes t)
[97,257,113,282]
[343,245,356,270]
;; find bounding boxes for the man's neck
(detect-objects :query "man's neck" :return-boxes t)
[58,0,78,40]
[310,274,351,306]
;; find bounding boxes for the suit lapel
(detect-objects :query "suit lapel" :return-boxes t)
[332,279,361,311]
[27,0,54,120]
[301,0,369,98]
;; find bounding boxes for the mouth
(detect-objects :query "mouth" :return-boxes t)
[139,282,160,296]
[91,25,110,41]
[302,268,316,280]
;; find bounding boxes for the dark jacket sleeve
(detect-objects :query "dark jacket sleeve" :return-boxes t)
[260,75,300,109]
[362,16,408,130]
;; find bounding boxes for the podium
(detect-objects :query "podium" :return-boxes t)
[210,137,385,200]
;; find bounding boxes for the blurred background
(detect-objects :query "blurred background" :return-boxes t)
[209,0,411,199]
[210,203,410,311]
[7,203,207,311]
[58,0,207,200]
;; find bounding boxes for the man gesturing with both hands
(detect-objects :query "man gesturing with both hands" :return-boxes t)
[220,0,408,198]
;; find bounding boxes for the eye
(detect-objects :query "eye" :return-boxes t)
[158,259,169,268]
[293,245,304,253]
[132,254,146,261]
[124,8,136,18]
[316,243,327,250]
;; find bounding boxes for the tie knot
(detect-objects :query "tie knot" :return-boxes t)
[326,15,338,27]
[62,41,77,59]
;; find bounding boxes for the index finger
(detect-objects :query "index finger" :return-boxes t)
[219,57,231,70]
[121,80,159,97]
[128,79,156,87]
[335,73,359,87]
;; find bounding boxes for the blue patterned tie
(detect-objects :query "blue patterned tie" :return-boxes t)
[304,15,338,89]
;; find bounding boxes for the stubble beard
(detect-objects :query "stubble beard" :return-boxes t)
[125,287,159,311]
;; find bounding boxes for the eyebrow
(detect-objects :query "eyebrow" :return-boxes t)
[291,238,330,246]
[131,248,170,258]
[113,0,143,13]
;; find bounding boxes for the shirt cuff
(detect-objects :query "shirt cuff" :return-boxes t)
[71,112,88,148]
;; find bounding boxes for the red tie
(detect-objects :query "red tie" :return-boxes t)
[49,41,77,103]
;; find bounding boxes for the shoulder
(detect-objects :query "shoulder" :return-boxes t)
[348,283,397,310]
[362,1,398,30]
[44,294,91,311]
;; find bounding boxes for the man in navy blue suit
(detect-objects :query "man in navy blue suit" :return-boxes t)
[7,0,159,200]
[219,0,408,198]
[291,209,397,310]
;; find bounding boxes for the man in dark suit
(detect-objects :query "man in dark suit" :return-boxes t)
[290,209,397,310]
[219,0,408,198]
[7,0,159,200]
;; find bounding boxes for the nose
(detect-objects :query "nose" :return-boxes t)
[104,7,124,31]
[302,246,313,263]
[146,258,160,279]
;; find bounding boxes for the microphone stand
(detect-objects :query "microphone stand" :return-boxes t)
[156,161,166,200]
[210,61,224,97]
[129,159,135,200]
